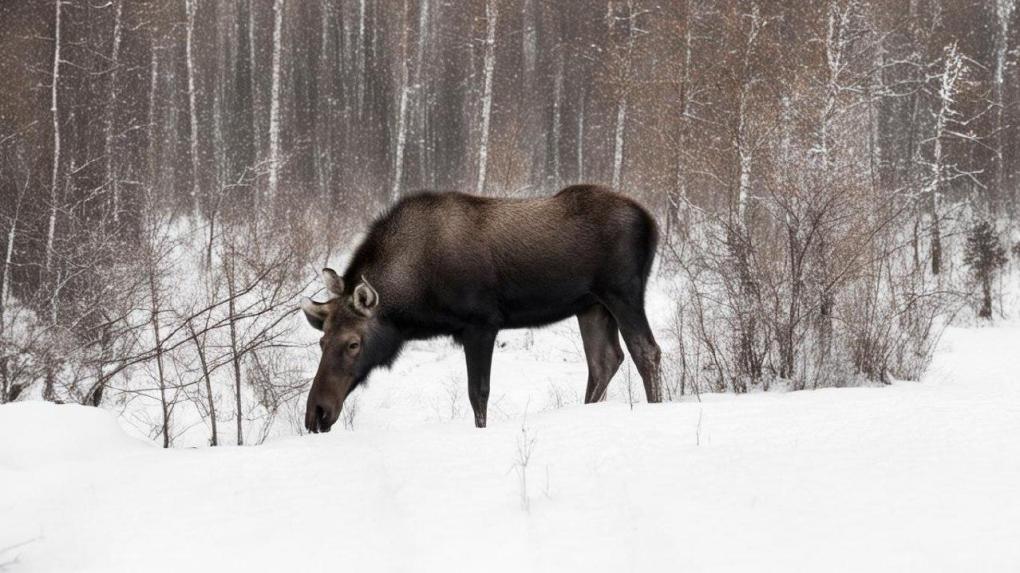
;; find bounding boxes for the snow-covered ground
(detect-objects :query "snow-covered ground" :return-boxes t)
[2,321,1019,572]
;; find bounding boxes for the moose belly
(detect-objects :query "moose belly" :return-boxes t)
[498,285,598,329]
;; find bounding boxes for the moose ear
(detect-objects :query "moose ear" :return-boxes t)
[352,275,379,316]
[300,297,328,331]
[322,268,345,296]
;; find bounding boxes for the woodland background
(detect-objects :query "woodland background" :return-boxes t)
[1,0,1018,446]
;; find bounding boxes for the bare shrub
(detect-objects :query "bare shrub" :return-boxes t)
[340,393,360,431]
[512,417,538,512]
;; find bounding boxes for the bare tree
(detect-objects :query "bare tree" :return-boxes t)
[267,0,285,203]
[104,0,124,223]
[185,0,202,219]
[475,0,498,196]
[391,0,412,201]
[993,0,1015,211]
[45,0,64,273]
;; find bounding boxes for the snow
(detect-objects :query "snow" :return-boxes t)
[3,324,1020,572]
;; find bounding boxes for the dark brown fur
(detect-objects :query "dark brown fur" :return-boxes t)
[301,185,661,432]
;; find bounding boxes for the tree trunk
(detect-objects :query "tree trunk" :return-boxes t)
[994,1,1015,212]
[980,277,993,319]
[551,50,563,187]
[0,217,14,402]
[576,92,585,181]
[612,95,628,189]
[45,0,63,273]
[928,43,962,277]
[391,0,411,202]
[267,0,284,203]
[611,5,637,190]
[1,221,14,312]
[104,0,123,223]
[413,0,431,189]
[185,0,201,220]
[188,321,218,446]
[475,0,498,196]
[249,0,261,164]
[356,0,367,118]
[225,249,244,445]
[149,272,171,448]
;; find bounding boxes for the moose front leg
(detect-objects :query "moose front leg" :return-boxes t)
[463,328,497,428]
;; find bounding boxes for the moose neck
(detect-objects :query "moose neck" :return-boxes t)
[358,316,405,377]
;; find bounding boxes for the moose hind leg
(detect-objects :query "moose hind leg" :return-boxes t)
[463,329,497,428]
[602,296,662,403]
[578,304,624,403]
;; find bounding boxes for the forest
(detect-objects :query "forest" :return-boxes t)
[1,0,1018,447]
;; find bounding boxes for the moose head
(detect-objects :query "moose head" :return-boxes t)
[300,268,381,433]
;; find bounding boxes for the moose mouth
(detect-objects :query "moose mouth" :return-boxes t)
[306,402,341,433]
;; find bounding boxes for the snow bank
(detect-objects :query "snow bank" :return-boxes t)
[0,402,151,470]
[1,326,1019,572]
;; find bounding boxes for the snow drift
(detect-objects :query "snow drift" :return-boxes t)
[2,325,1019,572]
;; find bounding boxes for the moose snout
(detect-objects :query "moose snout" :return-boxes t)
[305,395,341,434]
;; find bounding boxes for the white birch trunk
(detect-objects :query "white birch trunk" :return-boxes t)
[867,42,884,185]
[212,5,226,189]
[738,146,751,223]
[1,222,14,309]
[736,2,761,226]
[576,93,585,182]
[612,100,627,189]
[105,0,123,223]
[475,0,498,196]
[926,44,962,205]
[926,43,963,276]
[390,0,411,202]
[522,0,536,93]
[994,0,1015,201]
[147,47,160,184]
[611,0,636,190]
[681,0,693,117]
[249,0,261,152]
[268,0,284,202]
[414,0,431,188]
[357,0,366,117]
[819,2,847,170]
[45,0,63,273]
[552,51,563,185]
[185,0,201,219]
[315,3,330,198]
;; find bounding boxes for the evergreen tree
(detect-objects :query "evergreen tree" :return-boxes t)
[964,221,1008,319]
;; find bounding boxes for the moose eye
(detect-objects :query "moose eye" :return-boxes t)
[347,341,361,351]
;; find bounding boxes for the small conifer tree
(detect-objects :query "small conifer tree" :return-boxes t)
[963,221,1007,319]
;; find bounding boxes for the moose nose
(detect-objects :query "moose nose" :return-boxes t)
[305,402,338,434]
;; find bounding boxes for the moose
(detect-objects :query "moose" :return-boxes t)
[300,184,662,432]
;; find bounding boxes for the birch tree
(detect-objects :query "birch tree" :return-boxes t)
[223,240,245,445]
[609,0,644,190]
[267,0,285,202]
[551,50,564,186]
[185,0,201,219]
[391,0,411,202]
[0,150,32,402]
[475,0,498,196]
[993,0,1015,210]
[148,259,172,448]
[733,1,768,385]
[413,0,431,188]
[45,0,64,272]
[104,0,123,223]
[923,42,964,276]
[735,2,764,225]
